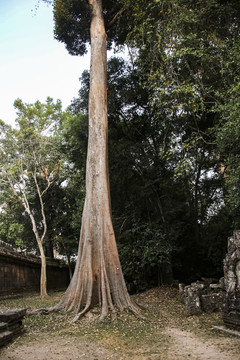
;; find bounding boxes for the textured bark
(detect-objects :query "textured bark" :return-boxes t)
[39,250,48,298]
[54,0,139,320]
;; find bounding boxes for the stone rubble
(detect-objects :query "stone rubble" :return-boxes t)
[179,278,222,316]
[0,308,26,347]
[179,230,240,330]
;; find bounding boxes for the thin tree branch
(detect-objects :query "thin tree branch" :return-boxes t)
[107,7,125,29]
[32,171,48,243]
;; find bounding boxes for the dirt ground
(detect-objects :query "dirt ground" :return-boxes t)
[1,327,239,360]
[0,288,239,360]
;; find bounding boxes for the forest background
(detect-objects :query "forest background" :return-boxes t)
[1,0,240,294]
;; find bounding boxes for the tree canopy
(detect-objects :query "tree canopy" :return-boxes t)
[46,0,129,55]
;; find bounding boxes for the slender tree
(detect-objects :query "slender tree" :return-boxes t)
[0,98,63,297]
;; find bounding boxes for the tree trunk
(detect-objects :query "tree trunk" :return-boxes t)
[39,247,48,298]
[54,0,138,320]
[67,254,73,281]
[31,215,48,298]
[27,209,48,298]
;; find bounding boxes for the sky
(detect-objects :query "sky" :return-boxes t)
[0,0,90,126]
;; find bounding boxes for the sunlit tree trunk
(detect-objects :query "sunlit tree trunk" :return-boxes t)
[55,0,139,320]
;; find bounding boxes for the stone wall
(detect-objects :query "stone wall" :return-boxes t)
[0,241,71,296]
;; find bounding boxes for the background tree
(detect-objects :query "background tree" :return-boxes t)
[0,192,25,249]
[215,37,240,230]
[0,98,64,297]
[117,0,240,282]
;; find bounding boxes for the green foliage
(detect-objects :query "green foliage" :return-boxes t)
[68,49,234,285]
[0,209,25,249]
[215,79,240,227]
[14,97,63,133]
[0,98,67,254]
[52,0,90,55]
[118,223,172,292]
[50,0,133,56]
[113,0,240,281]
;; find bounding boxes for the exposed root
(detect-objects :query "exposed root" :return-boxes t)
[26,303,63,316]
[26,211,146,322]
[71,304,92,323]
[27,308,50,316]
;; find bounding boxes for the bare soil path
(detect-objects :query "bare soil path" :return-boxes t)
[166,327,239,360]
[0,288,239,360]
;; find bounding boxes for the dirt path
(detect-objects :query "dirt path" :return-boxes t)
[0,337,119,360]
[0,327,239,360]
[166,327,240,360]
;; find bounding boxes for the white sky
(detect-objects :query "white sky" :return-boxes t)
[0,0,90,126]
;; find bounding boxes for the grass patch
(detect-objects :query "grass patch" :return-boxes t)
[0,290,169,356]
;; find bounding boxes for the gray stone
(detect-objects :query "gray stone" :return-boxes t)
[222,231,240,331]
[201,294,222,313]
[0,309,26,347]
[0,308,26,323]
[179,278,222,316]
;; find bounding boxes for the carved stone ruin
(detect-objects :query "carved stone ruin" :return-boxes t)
[0,309,26,347]
[179,278,222,316]
[222,230,240,331]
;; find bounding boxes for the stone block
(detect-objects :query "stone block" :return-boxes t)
[179,278,222,316]
[0,309,26,347]
[201,294,222,313]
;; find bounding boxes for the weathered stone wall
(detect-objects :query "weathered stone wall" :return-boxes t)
[0,241,71,296]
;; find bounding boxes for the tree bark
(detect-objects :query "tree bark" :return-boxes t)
[54,0,139,320]
[28,210,48,298]
[39,246,48,298]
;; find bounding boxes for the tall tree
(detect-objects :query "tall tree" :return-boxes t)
[71,57,178,289]
[47,0,139,320]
